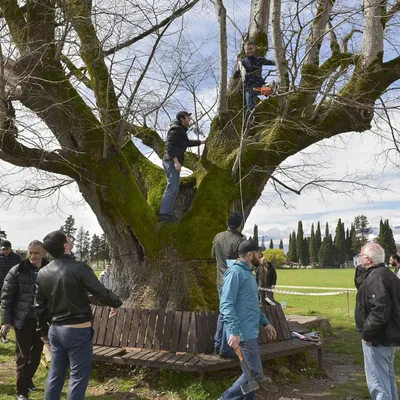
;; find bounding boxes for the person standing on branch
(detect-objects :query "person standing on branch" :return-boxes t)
[219,240,277,400]
[1,240,48,400]
[158,111,206,222]
[356,242,400,399]
[35,231,122,400]
[0,240,22,293]
[233,41,275,112]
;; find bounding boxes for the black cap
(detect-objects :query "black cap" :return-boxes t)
[176,111,192,121]
[1,240,11,249]
[238,240,259,255]
[228,212,242,229]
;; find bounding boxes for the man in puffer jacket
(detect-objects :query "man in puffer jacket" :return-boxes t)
[0,240,22,292]
[1,240,48,400]
[355,242,400,400]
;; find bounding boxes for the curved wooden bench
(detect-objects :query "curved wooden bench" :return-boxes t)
[90,303,323,377]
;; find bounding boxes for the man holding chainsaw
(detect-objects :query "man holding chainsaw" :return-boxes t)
[219,240,277,400]
[233,41,275,111]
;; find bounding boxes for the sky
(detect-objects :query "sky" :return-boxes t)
[1,0,400,250]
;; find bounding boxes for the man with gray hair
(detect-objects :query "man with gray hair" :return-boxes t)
[355,242,400,400]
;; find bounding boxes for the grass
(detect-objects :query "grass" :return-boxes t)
[0,268,394,399]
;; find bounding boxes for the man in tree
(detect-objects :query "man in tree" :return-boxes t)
[356,242,400,399]
[389,254,400,279]
[158,111,206,222]
[0,240,22,293]
[35,231,122,400]
[219,240,277,400]
[212,212,245,357]
[233,41,275,112]
[1,241,48,400]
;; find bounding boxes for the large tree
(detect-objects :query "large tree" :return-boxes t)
[1,0,400,310]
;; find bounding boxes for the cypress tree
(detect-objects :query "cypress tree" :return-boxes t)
[279,239,284,250]
[296,221,304,265]
[269,239,274,249]
[303,238,310,265]
[288,231,297,262]
[377,219,397,263]
[334,218,346,266]
[316,222,322,253]
[253,224,259,245]
[309,223,317,263]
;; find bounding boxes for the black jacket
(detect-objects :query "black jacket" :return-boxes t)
[354,264,366,289]
[212,228,245,287]
[355,264,400,346]
[256,262,277,288]
[163,119,201,166]
[1,258,48,329]
[233,56,275,90]
[0,251,22,291]
[35,254,122,336]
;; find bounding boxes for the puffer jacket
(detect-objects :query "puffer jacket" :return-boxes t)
[212,228,245,286]
[163,119,201,166]
[1,258,48,329]
[0,251,22,291]
[355,263,400,346]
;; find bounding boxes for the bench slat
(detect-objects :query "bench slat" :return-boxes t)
[196,312,207,354]
[120,308,134,347]
[170,311,183,352]
[205,312,216,353]
[153,309,166,351]
[145,309,157,349]
[92,306,103,345]
[104,309,117,346]
[187,312,197,354]
[137,309,149,348]
[96,307,108,345]
[161,310,174,351]
[178,311,191,352]
[111,308,126,347]
[129,309,141,347]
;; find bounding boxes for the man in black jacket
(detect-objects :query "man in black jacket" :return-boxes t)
[0,240,22,292]
[233,41,275,111]
[212,212,244,357]
[158,111,206,222]
[256,256,277,303]
[1,240,47,400]
[36,230,122,400]
[355,242,400,399]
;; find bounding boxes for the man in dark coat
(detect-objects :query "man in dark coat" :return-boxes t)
[355,242,400,399]
[256,255,277,303]
[233,41,275,111]
[212,212,245,357]
[0,240,22,292]
[158,111,206,222]
[1,240,48,400]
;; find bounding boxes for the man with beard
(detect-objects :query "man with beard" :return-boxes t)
[355,242,400,399]
[389,254,400,278]
[218,240,277,400]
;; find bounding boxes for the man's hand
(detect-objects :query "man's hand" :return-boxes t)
[201,139,206,145]
[265,324,277,341]
[41,336,50,345]
[0,324,11,336]
[174,162,182,172]
[228,335,241,350]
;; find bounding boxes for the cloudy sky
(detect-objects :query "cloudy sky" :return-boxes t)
[1,0,400,249]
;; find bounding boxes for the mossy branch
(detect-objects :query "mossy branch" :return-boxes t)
[61,55,93,89]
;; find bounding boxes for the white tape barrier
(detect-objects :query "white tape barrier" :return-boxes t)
[276,285,357,292]
[258,287,355,296]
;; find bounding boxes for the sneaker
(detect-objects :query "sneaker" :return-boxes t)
[28,386,36,393]
[17,395,29,400]
[213,346,220,355]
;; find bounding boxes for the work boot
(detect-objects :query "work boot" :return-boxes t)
[158,214,177,222]
[213,346,220,355]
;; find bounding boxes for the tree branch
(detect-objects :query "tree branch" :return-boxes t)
[103,0,200,57]
[61,55,93,90]
[248,0,270,51]
[383,0,400,26]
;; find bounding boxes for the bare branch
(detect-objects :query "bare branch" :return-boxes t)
[61,55,93,90]
[383,0,400,25]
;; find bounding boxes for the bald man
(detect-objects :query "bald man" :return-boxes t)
[356,242,400,400]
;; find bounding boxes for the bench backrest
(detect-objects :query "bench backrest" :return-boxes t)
[91,303,291,354]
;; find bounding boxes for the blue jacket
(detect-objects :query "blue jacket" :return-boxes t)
[220,260,270,342]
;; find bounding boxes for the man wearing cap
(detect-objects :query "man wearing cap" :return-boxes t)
[158,111,206,222]
[0,240,22,293]
[219,240,277,400]
[212,212,245,357]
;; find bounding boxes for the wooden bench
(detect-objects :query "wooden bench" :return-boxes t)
[90,303,322,377]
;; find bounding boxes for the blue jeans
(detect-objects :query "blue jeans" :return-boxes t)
[45,325,94,400]
[362,340,398,400]
[214,285,231,354]
[220,338,263,400]
[159,160,180,215]
[245,90,259,111]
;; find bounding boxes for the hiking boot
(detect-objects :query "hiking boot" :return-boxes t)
[158,214,178,222]
[219,350,238,359]
[213,346,220,355]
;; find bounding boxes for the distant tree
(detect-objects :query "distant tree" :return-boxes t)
[309,223,317,263]
[60,215,77,242]
[302,238,310,265]
[279,239,284,251]
[75,226,85,261]
[318,223,333,267]
[376,219,397,263]
[260,235,266,250]
[334,218,346,266]
[287,231,297,262]
[349,223,360,256]
[263,249,286,268]
[253,225,259,245]
[269,239,274,249]
[90,234,102,267]
[100,234,110,262]
[354,215,373,247]
[82,230,91,262]
[248,236,253,241]
[296,221,305,265]
[315,222,322,254]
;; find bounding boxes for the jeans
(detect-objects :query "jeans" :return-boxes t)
[45,325,94,400]
[15,318,44,396]
[220,338,263,400]
[362,340,398,400]
[214,285,231,354]
[245,90,259,111]
[159,160,180,215]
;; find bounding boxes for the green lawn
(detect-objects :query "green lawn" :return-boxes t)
[0,268,393,399]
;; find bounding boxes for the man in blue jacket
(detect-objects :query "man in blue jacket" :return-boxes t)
[219,240,277,400]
